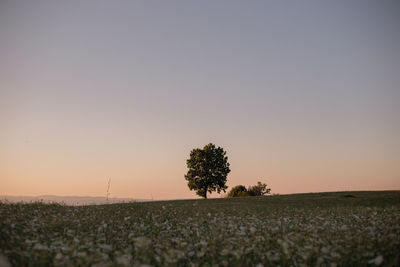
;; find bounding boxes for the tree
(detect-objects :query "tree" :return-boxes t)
[227,185,249,198]
[247,181,271,196]
[185,143,231,198]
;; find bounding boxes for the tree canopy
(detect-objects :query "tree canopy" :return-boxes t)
[185,143,230,198]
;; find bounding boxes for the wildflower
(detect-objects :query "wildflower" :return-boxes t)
[0,254,11,267]
[33,244,49,250]
[116,254,132,265]
[134,236,152,249]
[369,255,383,266]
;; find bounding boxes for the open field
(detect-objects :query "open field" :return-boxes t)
[1,191,399,266]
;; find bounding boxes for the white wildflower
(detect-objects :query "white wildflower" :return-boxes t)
[278,239,289,255]
[0,254,11,267]
[199,240,208,247]
[116,254,132,265]
[369,255,383,266]
[25,240,34,246]
[196,250,205,257]
[134,236,152,249]
[220,249,229,256]
[33,243,49,250]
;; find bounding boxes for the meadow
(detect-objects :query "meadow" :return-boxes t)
[1,191,399,266]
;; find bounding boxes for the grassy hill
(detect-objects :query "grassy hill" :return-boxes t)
[1,191,399,266]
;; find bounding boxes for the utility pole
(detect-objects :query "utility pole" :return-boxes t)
[106,178,111,202]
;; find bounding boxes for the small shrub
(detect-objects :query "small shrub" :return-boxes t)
[227,185,249,198]
[248,181,271,196]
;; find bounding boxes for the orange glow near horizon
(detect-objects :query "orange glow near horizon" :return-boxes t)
[1,128,399,199]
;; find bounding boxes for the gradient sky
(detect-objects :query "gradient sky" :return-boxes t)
[1,1,399,199]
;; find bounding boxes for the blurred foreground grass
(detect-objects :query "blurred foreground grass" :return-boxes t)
[1,191,399,266]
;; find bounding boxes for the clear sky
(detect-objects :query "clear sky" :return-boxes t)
[1,0,399,199]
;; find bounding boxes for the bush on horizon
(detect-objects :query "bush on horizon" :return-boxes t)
[248,181,271,196]
[228,181,271,198]
[227,185,249,198]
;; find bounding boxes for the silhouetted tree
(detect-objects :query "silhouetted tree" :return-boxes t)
[227,185,249,198]
[185,143,230,198]
[248,181,271,196]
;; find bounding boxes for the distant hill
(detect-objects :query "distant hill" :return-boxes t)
[0,195,148,205]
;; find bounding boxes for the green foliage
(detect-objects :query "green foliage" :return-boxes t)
[228,181,271,197]
[227,185,249,198]
[248,181,271,196]
[184,143,230,198]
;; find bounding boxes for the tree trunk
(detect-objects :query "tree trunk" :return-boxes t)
[204,187,208,199]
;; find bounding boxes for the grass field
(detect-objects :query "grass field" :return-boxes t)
[1,191,399,266]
